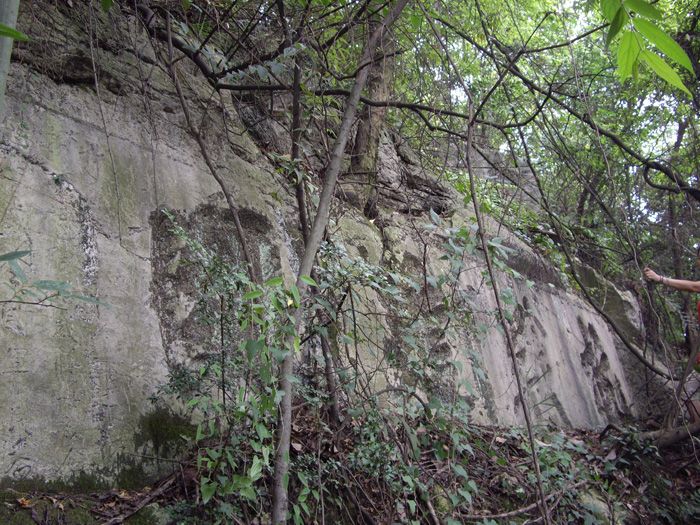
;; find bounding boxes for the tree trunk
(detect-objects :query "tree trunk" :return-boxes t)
[348,14,393,219]
[270,2,410,522]
[663,122,698,428]
[0,0,20,118]
[575,171,600,225]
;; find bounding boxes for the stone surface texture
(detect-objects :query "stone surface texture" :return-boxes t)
[0,3,655,486]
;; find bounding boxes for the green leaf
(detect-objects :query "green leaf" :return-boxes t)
[623,0,662,20]
[200,479,218,504]
[293,505,302,525]
[255,423,271,440]
[606,8,628,47]
[315,297,335,315]
[458,488,473,504]
[33,280,70,291]
[403,421,420,459]
[100,0,114,12]
[289,284,301,307]
[0,250,30,262]
[641,50,692,95]
[248,456,263,481]
[298,471,309,487]
[453,463,468,479]
[633,18,694,74]
[617,31,640,81]
[255,65,269,81]
[65,293,105,305]
[242,289,263,301]
[271,347,289,362]
[299,275,318,287]
[264,275,284,287]
[269,60,285,77]
[218,502,235,517]
[0,23,29,42]
[600,0,621,22]
[245,338,265,361]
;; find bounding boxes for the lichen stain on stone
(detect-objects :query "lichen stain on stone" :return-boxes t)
[149,204,280,367]
[0,471,108,494]
[0,161,19,225]
[42,114,64,174]
[76,196,99,287]
[133,406,195,458]
[98,151,140,235]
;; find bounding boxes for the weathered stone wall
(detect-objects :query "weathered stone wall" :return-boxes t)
[0,2,653,487]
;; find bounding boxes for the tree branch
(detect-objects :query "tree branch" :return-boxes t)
[434,15,700,202]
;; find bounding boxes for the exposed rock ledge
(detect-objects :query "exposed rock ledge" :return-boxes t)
[0,3,658,486]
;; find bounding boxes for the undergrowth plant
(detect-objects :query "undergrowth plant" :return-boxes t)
[155,212,698,524]
[163,212,305,523]
[0,249,100,307]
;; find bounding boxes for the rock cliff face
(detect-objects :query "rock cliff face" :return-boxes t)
[0,3,654,486]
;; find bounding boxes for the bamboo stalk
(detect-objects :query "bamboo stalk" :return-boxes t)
[0,0,20,118]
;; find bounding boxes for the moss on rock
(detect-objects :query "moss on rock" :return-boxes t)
[134,406,195,457]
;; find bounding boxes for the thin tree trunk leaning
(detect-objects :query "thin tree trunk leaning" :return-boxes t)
[464,98,552,525]
[271,1,411,522]
[291,59,310,242]
[319,332,341,423]
[0,0,20,118]
[281,6,341,426]
[421,8,551,520]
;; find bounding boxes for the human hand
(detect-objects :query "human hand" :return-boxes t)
[643,267,662,283]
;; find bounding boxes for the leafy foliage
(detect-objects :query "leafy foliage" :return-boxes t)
[602,0,694,94]
[9,0,700,521]
[160,214,300,522]
[0,250,101,307]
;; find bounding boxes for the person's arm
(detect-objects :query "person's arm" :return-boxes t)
[643,267,700,293]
